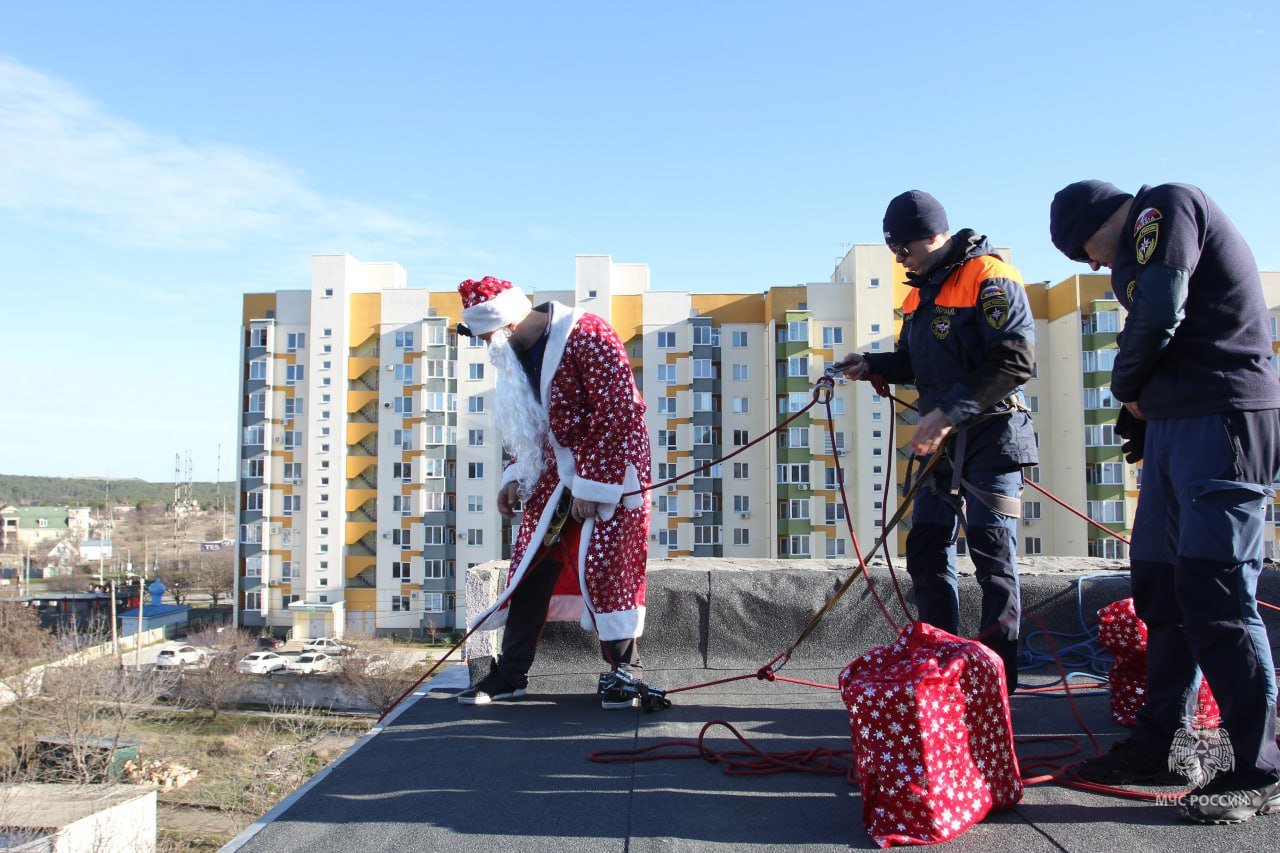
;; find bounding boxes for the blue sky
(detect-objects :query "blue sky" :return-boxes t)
[2,2,1278,482]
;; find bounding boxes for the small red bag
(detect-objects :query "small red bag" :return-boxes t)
[1096,597,1220,729]
[839,622,1022,848]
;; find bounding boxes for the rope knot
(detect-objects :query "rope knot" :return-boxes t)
[811,377,835,404]
[756,665,777,682]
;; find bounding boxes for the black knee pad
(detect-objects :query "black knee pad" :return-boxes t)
[906,524,954,574]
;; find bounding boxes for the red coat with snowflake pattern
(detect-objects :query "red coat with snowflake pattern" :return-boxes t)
[469,304,652,641]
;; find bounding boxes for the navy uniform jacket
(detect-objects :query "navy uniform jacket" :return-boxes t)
[1110,184,1280,418]
[865,230,1038,470]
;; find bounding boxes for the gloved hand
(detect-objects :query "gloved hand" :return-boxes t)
[1115,407,1146,464]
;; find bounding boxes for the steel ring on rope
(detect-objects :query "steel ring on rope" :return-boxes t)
[812,376,835,404]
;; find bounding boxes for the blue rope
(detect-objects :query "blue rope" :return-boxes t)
[1016,573,1129,691]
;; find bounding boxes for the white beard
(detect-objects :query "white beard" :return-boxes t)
[488,328,549,499]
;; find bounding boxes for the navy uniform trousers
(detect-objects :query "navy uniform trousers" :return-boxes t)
[1130,409,1280,785]
[906,462,1024,689]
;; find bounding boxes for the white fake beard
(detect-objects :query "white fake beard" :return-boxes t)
[488,328,549,499]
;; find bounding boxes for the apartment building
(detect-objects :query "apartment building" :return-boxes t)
[234,255,1280,640]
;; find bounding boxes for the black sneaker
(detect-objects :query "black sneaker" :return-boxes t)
[1070,737,1182,785]
[457,668,525,705]
[1177,774,1280,825]
[598,670,640,710]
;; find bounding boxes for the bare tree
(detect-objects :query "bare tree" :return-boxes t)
[180,628,256,719]
[336,637,424,716]
[197,551,234,607]
[0,601,54,775]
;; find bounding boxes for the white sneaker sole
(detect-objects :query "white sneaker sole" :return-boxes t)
[458,688,526,705]
[601,697,639,710]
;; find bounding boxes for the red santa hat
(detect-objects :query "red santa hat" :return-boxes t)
[458,276,532,336]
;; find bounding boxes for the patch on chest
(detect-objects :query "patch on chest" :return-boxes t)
[1136,223,1159,265]
[930,315,952,340]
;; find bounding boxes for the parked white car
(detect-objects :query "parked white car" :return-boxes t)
[286,652,335,675]
[301,637,354,656]
[236,651,286,675]
[155,645,206,670]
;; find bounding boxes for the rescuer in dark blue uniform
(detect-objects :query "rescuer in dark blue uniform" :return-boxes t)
[1051,180,1280,824]
[836,191,1038,691]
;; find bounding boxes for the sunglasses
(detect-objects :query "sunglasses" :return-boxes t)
[888,242,911,259]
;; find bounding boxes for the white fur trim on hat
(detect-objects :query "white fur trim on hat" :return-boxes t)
[461,285,533,336]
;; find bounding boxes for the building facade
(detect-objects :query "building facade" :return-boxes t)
[234,254,1280,640]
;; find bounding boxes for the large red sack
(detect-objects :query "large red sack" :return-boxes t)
[839,622,1022,848]
[1095,597,1220,729]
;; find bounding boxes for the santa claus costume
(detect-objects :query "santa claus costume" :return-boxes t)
[457,276,652,705]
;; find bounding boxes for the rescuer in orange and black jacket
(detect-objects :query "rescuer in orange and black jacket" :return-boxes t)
[835,190,1037,690]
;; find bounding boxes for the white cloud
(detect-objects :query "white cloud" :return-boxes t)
[0,55,439,251]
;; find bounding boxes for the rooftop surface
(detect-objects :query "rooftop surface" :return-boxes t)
[225,561,1280,852]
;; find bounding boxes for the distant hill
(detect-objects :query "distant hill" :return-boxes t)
[0,475,236,509]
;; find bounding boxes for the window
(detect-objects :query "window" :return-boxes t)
[733,528,750,545]
[787,356,809,378]
[733,397,749,414]
[392,495,412,515]
[693,325,720,346]
[693,359,715,379]
[249,360,267,381]
[468,462,485,479]
[422,593,445,613]
[283,430,302,450]
[824,468,845,489]
[777,463,811,486]
[426,325,447,346]
[1024,537,1043,556]
[658,462,678,481]
[391,528,412,551]
[424,560,445,579]
[243,458,265,478]
[240,523,262,544]
[469,363,485,381]
[249,327,268,348]
[692,392,716,412]
[393,428,412,448]
[1023,501,1042,521]
[1086,500,1127,524]
[779,427,809,449]
[656,529,678,550]
[247,392,265,413]
[244,591,262,610]
[1085,424,1122,447]
[422,492,447,511]
[780,498,810,520]
[822,327,843,348]
[286,332,305,353]
[244,557,261,577]
[657,331,677,349]
[825,503,846,523]
[467,496,483,513]
[392,595,411,612]
[467,429,484,446]
[658,396,677,416]
[425,392,456,412]
[826,539,847,558]
[1083,386,1118,410]
[732,363,749,381]
[393,462,413,481]
[1027,396,1039,413]
[282,495,300,515]
[779,534,811,556]
[468,395,485,413]
[732,330,748,348]
[732,429,749,447]
[284,397,302,418]
[394,363,415,383]
[244,491,263,512]
[283,462,302,483]
[693,492,721,513]
[733,462,750,480]
[1086,463,1125,485]
[587,289,598,299]
[694,526,721,545]
[1088,538,1128,560]
[467,529,484,546]
[395,330,415,350]
[285,364,304,385]
[732,495,751,514]
[1024,466,1040,482]
[657,430,676,450]
[282,561,300,581]
[424,458,446,478]
[657,495,675,515]
[869,277,880,289]
[243,425,264,446]
[693,426,717,445]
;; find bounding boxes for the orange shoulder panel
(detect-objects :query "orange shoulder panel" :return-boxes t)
[933,255,1023,308]
[902,289,921,314]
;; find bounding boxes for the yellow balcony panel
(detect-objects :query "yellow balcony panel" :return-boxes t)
[348,356,380,376]
[347,422,378,444]
[345,555,376,575]
[346,522,377,545]
[345,489,376,512]
[346,456,377,479]
[345,589,376,610]
[347,389,378,412]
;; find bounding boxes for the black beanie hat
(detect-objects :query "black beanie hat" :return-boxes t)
[882,190,949,245]
[1049,180,1133,261]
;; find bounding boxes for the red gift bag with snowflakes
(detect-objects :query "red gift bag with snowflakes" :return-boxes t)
[839,622,1022,848]
[1095,597,1220,729]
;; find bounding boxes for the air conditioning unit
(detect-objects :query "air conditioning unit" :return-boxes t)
[383,401,393,408]
[386,364,396,371]
[649,534,658,541]
[797,484,809,491]
[382,532,393,539]
[692,511,703,518]
[269,525,282,535]
[273,435,283,445]
[740,512,751,519]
